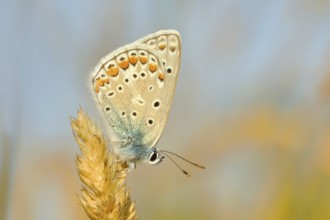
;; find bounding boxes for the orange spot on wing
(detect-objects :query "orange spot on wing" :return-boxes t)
[94,85,99,93]
[119,60,129,70]
[170,46,176,52]
[129,56,138,65]
[106,66,119,77]
[96,78,104,87]
[149,63,158,73]
[159,44,166,50]
[139,56,148,64]
[103,78,110,84]
[158,72,164,81]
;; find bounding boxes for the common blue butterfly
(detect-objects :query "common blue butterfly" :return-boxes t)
[91,30,204,175]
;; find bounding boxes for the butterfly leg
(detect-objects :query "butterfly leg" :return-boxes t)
[119,162,136,173]
[128,162,136,170]
[113,162,136,180]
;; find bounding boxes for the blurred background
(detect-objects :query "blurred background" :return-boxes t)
[1,0,330,219]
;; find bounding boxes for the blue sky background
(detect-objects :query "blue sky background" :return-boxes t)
[1,1,330,219]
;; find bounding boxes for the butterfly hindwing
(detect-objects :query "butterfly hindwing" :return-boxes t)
[135,30,182,146]
[136,30,181,114]
[91,45,170,147]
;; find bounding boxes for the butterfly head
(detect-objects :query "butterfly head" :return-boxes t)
[145,148,206,177]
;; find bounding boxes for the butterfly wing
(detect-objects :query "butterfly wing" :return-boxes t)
[135,30,181,122]
[134,30,182,146]
[90,30,181,157]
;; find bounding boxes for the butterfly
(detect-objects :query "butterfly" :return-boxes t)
[90,30,204,176]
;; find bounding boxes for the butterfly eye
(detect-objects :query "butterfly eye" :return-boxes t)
[149,151,158,163]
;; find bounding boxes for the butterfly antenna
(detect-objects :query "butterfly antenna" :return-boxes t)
[160,150,206,169]
[162,152,191,177]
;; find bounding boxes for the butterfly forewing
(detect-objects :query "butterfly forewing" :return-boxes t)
[91,46,170,147]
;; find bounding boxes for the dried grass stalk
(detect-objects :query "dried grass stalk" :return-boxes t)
[70,108,137,220]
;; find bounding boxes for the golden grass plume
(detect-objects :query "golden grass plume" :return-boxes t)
[70,108,137,220]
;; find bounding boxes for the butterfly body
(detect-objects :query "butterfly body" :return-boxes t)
[90,30,181,166]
